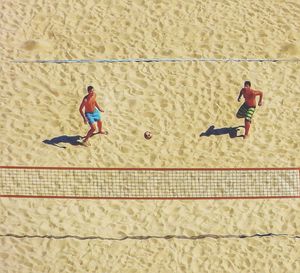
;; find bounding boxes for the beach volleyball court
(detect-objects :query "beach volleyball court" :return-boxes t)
[1,0,300,272]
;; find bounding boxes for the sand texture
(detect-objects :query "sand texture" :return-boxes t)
[0,61,299,168]
[1,198,300,273]
[0,0,300,272]
[0,0,299,167]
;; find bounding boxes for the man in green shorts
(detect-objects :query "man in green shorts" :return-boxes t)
[236,81,263,139]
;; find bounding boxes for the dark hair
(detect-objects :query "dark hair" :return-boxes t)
[87,86,94,92]
[244,81,251,87]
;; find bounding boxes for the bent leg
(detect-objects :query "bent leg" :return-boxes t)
[236,103,248,119]
[83,123,96,143]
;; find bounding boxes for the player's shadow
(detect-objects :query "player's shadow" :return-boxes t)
[43,135,83,149]
[200,125,244,138]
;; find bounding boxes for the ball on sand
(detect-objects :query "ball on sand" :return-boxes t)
[144,131,152,140]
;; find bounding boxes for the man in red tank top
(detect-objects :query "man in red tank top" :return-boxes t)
[236,81,263,139]
[79,86,107,145]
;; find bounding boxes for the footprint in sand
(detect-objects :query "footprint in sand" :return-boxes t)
[22,40,52,51]
[279,43,300,56]
[22,40,40,50]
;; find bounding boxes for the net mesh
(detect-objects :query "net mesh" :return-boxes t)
[0,167,299,199]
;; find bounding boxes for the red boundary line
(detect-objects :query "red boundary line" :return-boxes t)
[0,166,299,171]
[0,195,300,200]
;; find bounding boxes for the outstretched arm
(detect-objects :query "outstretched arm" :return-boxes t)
[79,99,87,123]
[95,101,104,112]
[237,88,243,102]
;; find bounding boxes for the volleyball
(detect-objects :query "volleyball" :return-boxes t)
[144,131,152,140]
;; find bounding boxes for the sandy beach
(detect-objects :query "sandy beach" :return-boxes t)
[0,0,300,272]
[0,61,299,168]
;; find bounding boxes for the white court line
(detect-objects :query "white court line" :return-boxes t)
[12,57,300,64]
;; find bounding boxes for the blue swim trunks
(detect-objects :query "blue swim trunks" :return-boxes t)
[85,108,101,124]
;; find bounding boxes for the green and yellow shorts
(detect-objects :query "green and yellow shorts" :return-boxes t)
[236,103,256,122]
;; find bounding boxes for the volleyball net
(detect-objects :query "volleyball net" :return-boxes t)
[0,166,299,200]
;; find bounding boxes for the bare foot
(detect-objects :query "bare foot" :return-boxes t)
[243,134,249,139]
[77,138,90,146]
[77,138,84,144]
[99,130,108,135]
